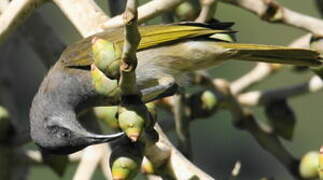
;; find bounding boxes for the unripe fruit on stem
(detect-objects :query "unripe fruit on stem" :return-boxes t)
[188,90,218,119]
[110,141,144,180]
[299,151,319,179]
[94,106,119,129]
[90,64,120,97]
[201,90,218,111]
[118,102,150,142]
[319,147,323,179]
[111,157,139,180]
[92,38,121,79]
[141,157,155,174]
[175,2,197,21]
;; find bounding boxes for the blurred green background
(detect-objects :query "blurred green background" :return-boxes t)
[11,0,322,179]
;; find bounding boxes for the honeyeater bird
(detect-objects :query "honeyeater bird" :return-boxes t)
[30,22,322,154]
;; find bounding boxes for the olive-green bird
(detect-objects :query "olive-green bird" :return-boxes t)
[30,22,322,154]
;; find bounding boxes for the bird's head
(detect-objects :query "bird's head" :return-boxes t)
[30,92,124,155]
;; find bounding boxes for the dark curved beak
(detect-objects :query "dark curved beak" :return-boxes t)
[86,131,125,144]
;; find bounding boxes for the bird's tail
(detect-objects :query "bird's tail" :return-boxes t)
[217,42,322,66]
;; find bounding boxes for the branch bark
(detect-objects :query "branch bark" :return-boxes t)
[119,0,141,95]
[219,0,323,36]
[103,0,184,28]
[73,144,105,180]
[0,0,45,43]
[195,0,217,23]
[52,0,109,37]
[238,75,323,107]
[144,124,214,179]
[230,63,280,95]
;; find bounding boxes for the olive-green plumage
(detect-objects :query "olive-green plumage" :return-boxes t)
[61,25,232,67]
[61,23,321,69]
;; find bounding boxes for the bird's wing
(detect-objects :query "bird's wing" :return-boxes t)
[61,23,234,67]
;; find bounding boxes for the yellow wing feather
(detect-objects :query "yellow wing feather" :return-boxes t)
[61,25,232,67]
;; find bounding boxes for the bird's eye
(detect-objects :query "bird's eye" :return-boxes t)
[58,127,72,139]
[60,132,69,138]
[48,125,72,139]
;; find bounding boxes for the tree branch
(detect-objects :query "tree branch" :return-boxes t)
[102,0,184,28]
[52,0,109,37]
[119,0,141,95]
[0,0,45,43]
[73,144,105,180]
[230,63,280,95]
[238,75,323,107]
[218,0,323,36]
[195,0,217,23]
[192,73,302,179]
[144,124,214,179]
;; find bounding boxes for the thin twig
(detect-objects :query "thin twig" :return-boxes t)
[230,63,279,95]
[0,0,45,43]
[145,124,214,179]
[0,0,9,13]
[238,75,323,107]
[119,0,141,95]
[52,0,109,37]
[195,0,217,23]
[99,145,113,179]
[102,0,184,28]
[288,34,311,49]
[228,161,241,180]
[73,145,104,180]
[219,0,323,36]
[146,174,163,180]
